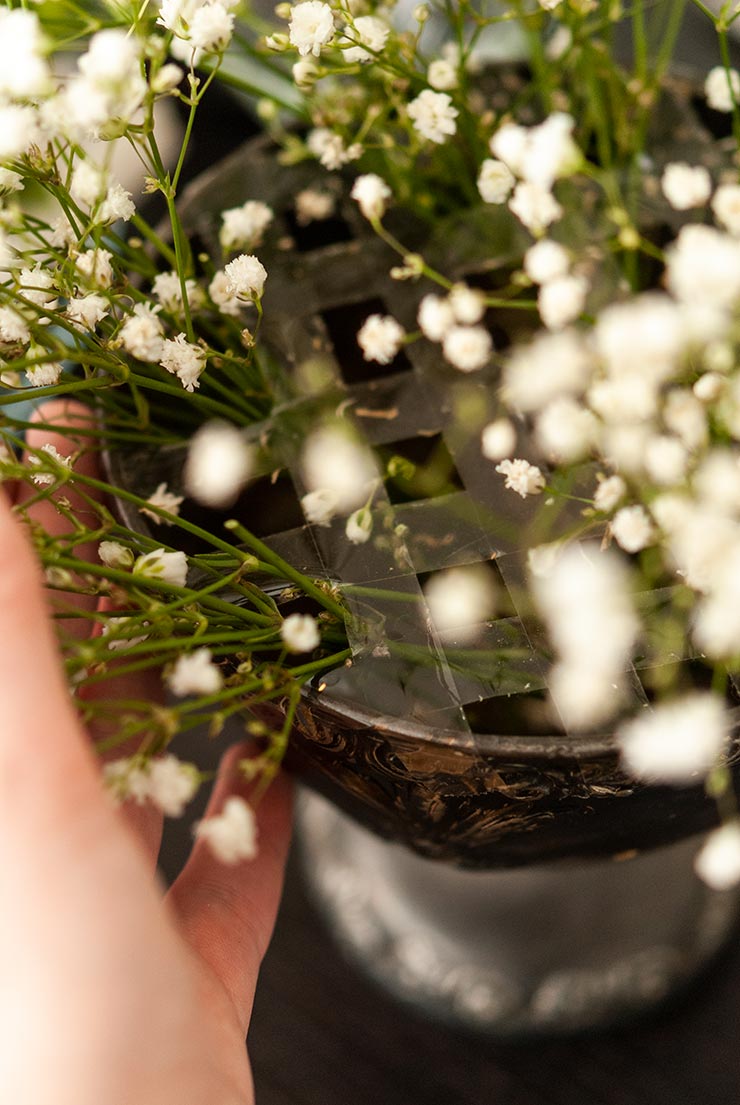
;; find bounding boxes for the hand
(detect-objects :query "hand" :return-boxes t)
[0,403,293,1105]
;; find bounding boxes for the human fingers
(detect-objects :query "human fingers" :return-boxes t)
[18,399,104,639]
[168,743,293,1033]
[0,483,104,850]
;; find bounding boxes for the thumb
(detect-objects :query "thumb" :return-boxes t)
[0,486,102,839]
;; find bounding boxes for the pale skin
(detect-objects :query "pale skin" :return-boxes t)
[0,402,293,1105]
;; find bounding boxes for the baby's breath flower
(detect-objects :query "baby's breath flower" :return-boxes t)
[101,616,149,651]
[208,270,244,316]
[424,565,496,643]
[26,363,62,388]
[302,425,378,512]
[490,122,528,175]
[593,474,626,513]
[345,506,373,544]
[357,313,404,363]
[152,271,202,314]
[146,755,200,817]
[220,200,274,252]
[477,158,516,204]
[134,547,188,588]
[159,334,207,392]
[140,482,184,524]
[407,90,458,145]
[481,418,516,461]
[301,487,339,526]
[712,183,740,235]
[695,823,740,890]
[448,285,485,325]
[17,265,57,313]
[495,457,545,498]
[619,694,728,782]
[224,253,267,299]
[0,104,38,160]
[343,15,389,62]
[0,9,50,100]
[0,306,30,344]
[524,239,570,284]
[188,2,235,52]
[611,504,654,552]
[418,294,455,341]
[644,435,688,486]
[281,611,320,652]
[71,162,105,208]
[350,174,391,220]
[75,248,114,289]
[289,1,335,57]
[295,188,335,224]
[661,162,712,210]
[167,648,224,697]
[442,325,492,372]
[536,396,596,462]
[509,182,563,234]
[98,540,134,569]
[307,127,362,170]
[100,183,136,224]
[293,57,319,89]
[65,294,108,331]
[538,273,588,330]
[29,443,72,486]
[194,796,258,864]
[503,329,593,413]
[667,224,740,310]
[427,59,458,91]
[184,421,255,508]
[705,65,740,113]
[119,303,165,362]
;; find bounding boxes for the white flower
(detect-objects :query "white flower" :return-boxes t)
[101,616,148,651]
[301,487,339,526]
[442,325,492,372]
[503,329,592,413]
[289,1,335,57]
[99,183,136,224]
[509,182,563,234]
[594,293,684,380]
[295,188,335,224]
[661,162,712,210]
[167,648,223,697]
[26,363,63,388]
[481,418,516,461]
[281,611,320,652]
[538,274,588,330]
[427,59,457,90]
[351,174,391,220]
[0,105,37,160]
[524,239,570,284]
[705,65,740,112]
[694,371,724,402]
[140,482,184,524]
[695,823,740,890]
[357,314,404,363]
[119,303,165,362]
[618,694,728,783]
[301,426,378,512]
[666,224,740,309]
[71,161,105,208]
[151,63,184,93]
[593,475,626,513]
[664,388,708,450]
[65,294,108,331]
[424,565,496,643]
[343,15,389,62]
[17,266,57,312]
[98,540,133,569]
[134,547,188,587]
[194,796,258,864]
[448,285,485,325]
[29,443,72,486]
[103,758,149,804]
[293,57,319,89]
[146,755,200,817]
[495,457,545,498]
[220,200,274,252]
[75,248,114,288]
[535,396,596,462]
[407,90,458,145]
[224,253,267,299]
[489,122,529,176]
[712,183,740,236]
[0,306,30,344]
[418,294,455,341]
[184,421,255,508]
[644,435,688,486]
[307,128,362,171]
[152,271,202,314]
[159,334,207,393]
[208,271,244,316]
[611,505,654,552]
[477,159,515,204]
[188,2,235,52]
[520,113,579,189]
[346,507,373,544]
[0,9,50,100]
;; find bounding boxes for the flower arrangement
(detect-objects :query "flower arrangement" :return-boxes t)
[2,0,740,885]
